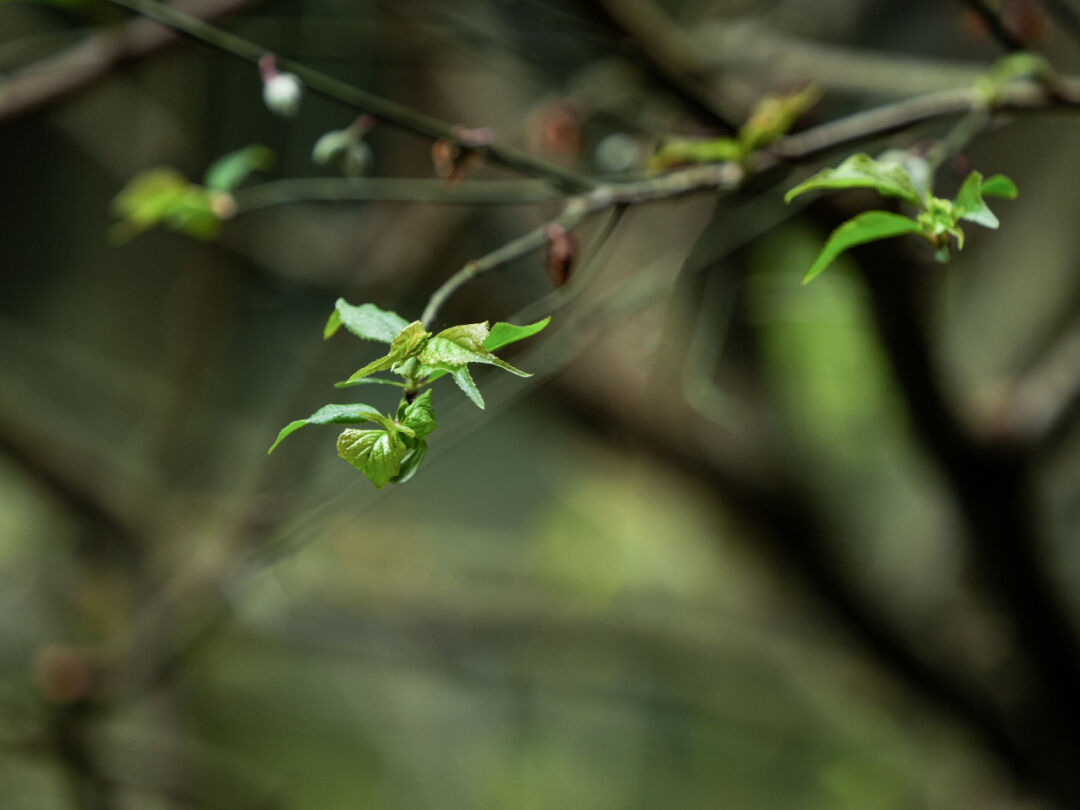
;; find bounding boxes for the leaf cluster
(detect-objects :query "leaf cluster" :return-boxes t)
[649,86,820,171]
[110,145,273,243]
[784,152,1017,282]
[269,300,549,488]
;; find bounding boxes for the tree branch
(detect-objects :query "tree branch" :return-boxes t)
[230,177,564,213]
[104,0,595,192]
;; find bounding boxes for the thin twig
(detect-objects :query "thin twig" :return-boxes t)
[104,0,595,192]
[419,163,744,327]
[230,178,565,213]
[958,0,1028,51]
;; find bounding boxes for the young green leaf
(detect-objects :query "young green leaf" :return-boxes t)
[784,153,924,207]
[738,85,821,153]
[345,321,430,383]
[392,441,428,484]
[802,211,925,283]
[333,377,409,389]
[401,390,436,440]
[952,171,999,229]
[336,429,407,488]
[648,137,744,171]
[483,317,550,352]
[452,367,485,409]
[418,323,529,378]
[980,174,1018,199]
[203,144,275,192]
[325,299,410,343]
[268,403,387,454]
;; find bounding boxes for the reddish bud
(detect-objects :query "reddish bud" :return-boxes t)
[545,223,576,287]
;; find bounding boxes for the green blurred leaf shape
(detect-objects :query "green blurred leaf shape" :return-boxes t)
[110,168,219,242]
[738,85,821,152]
[980,174,1018,199]
[336,429,407,488]
[203,144,275,192]
[268,403,389,454]
[419,323,529,377]
[483,317,550,352]
[650,86,819,170]
[325,299,411,342]
[345,321,430,382]
[784,153,924,208]
[803,211,925,283]
[915,196,965,250]
[649,137,744,171]
[311,129,357,166]
[976,52,1055,103]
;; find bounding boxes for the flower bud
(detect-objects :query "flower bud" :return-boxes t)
[263,72,303,119]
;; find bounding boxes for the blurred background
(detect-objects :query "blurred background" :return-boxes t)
[3,0,1080,807]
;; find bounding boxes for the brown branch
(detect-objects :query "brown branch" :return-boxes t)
[0,0,257,124]
[591,0,739,133]
[957,0,1028,52]
[845,236,1080,804]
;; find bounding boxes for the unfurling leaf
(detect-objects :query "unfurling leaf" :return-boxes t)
[483,317,550,351]
[452,366,485,409]
[325,299,410,343]
[268,403,387,454]
[345,321,430,383]
[784,153,925,207]
[738,85,821,152]
[204,144,275,192]
[336,429,407,488]
[401,390,437,440]
[802,211,925,283]
[392,441,428,484]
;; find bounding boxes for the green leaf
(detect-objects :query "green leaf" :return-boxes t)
[333,377,408,389]
[483,317,550,352]
[784,153,924,207]
[326,299,410,343]
[418,323,530,378]
[392,441,428,484]
[401,390,436,440]
[268,403,386,454]
[648,137,744,171]
[203,144,275,192]
[981,174,1018,199]
[345,321,430,383]
[738,85,821,153]
[110,168,220,243]
[452,367,485,409]
[336,429,407,488]
[952,171,998,229]
[802,211,925,283]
